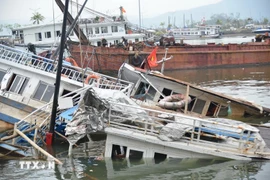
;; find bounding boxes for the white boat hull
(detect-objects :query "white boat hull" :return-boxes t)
[105,128,253,161]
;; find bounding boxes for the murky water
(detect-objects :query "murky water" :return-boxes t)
[1,37,270,179]
[1,140,270,180]
[164,65,270,109]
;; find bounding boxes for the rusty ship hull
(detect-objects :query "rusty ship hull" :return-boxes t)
[68,40,270,72]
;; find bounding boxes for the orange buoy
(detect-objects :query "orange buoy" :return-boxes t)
[84,74,100,84]
[65,57,79,67]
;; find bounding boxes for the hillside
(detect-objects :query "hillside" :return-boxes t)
[130,0,269,28]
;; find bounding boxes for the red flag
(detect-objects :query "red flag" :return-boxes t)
[121,7,126,13]
[147,47,158,67]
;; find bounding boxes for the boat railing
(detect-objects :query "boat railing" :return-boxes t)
[106,102,262,155]
[0,44,134,95]
[12,86,92,145]
[84,69,134,95]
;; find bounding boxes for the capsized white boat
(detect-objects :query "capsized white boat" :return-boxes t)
[0,43,134,158]
[65,87,270,161]
[118,63,270,119]
[0,44,133,129]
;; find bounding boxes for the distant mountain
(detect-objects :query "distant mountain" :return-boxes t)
[129,0,269,28]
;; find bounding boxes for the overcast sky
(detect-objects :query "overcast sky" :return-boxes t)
[0,0,222,25]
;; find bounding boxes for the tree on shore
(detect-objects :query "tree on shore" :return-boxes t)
[263,18,269,25]
[216,19,222,25]
[160,22,165,29]
[247,17,253,24]
[30,12,45,24]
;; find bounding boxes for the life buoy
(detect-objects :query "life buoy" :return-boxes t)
[131,55,143,67]
[158,94,191,110]
[65,57,79,67]
[84,74,100,84]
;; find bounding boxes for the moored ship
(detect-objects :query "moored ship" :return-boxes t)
[68,38,270,73]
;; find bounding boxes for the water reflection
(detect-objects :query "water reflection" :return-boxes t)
[0,140,270,180]
[164,65,270,109]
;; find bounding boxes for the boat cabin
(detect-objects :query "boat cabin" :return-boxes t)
[118,63,268,119]
[131,77,231,118]
[12,19,145,47]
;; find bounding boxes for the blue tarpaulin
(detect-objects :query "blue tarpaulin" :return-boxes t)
[59,105,78,122]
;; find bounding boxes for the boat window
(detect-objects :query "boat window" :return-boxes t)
[217,105,229,117]
[35,32,42,41]
[32,82,55,102]
[192,98,206,114]
[154,152,167,164]
[9,75,29,95]
[44,31,51,38]
[101,27,108,33]
[95,27,100,34]
[111,26,118,32]
[0,69,5,82]
[134,82,156,101]
[87,27,93,35]
[159,88,172,100]
[146,85,156,100]
[129,149,143,160]
[111,144,127,159]
[56,30,61,37]
[206,102,218,117]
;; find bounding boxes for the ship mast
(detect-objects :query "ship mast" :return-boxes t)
[138,0,141,32]
[47,0,70,145]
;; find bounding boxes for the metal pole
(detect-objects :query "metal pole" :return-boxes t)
[48,0,69,143]
[52,0,88,60]
[138,0,141,31]
[161,48,168,74]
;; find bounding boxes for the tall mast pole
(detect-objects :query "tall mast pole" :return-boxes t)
[47,0,69,145]
[138,0,141,32]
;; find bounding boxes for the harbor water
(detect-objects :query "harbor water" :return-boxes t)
[1,36,270,180]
